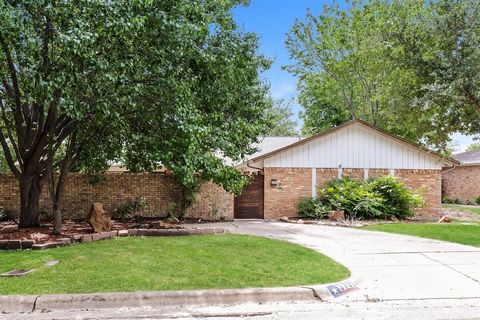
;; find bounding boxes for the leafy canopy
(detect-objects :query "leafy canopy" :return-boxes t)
[0,0,271,200]
[286,0,480,149]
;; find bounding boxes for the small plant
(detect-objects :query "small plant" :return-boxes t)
[475,196,480,205]
[453,198,461,204]
[165,202,182,222]
[442,198,453,204]
[113,196,147,219]
[0,209,14,222]
[297,198,330,219]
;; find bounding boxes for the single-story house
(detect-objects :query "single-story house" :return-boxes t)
[234,119,457,220]
[442,150,480,204]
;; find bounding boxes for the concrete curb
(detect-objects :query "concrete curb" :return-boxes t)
[0,278,361,313]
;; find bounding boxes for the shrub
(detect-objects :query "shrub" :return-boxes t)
[320,178,385,220]
[302,177,424,221]
[453,198,461,204]
[0,209,14,222]
[475,196,480,205]
[297,198,330,219]
[113,196,147,219]
[368,176,423,219]
[443,198,453,204]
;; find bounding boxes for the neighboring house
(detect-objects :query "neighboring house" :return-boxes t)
[234,119,457,220]
[442,150,480,204]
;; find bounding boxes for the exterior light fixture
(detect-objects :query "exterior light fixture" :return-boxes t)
[270,179,278,186]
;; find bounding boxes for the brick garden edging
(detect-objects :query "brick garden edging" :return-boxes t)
[0,227,227,251]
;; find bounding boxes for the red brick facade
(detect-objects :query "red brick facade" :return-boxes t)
[442,165,480,204]
[263,167,441,219]
[0,173,233,221]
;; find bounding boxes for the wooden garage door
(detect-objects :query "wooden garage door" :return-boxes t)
[234,175,264,219]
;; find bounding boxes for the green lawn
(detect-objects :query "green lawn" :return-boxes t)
[365,222,480,247]
[443,204,480,215]
[0,234,349,295]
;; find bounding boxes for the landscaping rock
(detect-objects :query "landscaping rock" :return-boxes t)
[109,230,119,238]
[91,233,105,241]
[128,229,138,236]
[45,260,60,267]
[0,240,7,249]
[137,229,148,236]
[71,234,83,243]
[279,216,289,222]
[149,221,166,229]
[328,210,346,221]
[146,229,169,236]
[80,234,93,243]
[32,242,57,250]
[6,240,21,250]
[21,240,35,249]
[297,219,304,224]
[87,203,112,233]
[118,230,129,237]
[438,215,452,223]
[2,225,17,233]
[56,238,71,246]
[30,232,49,242]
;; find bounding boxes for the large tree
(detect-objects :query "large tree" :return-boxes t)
[0,0,271,229]
[264,99,298,136]
[286,0,480,148]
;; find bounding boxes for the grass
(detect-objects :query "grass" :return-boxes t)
[0,234,349,295]
[443,204,480,215]
[364,222,480,247]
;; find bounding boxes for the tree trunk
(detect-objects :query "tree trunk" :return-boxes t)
[19,175,43,228]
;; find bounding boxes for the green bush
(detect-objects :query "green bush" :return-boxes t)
[297,198,330,219]
[113,196,147,219]
[321,178,385,220]
[297,177,424,221]
[0,209,14,222]
[443,198,453,204]
[475,196,480,205]
[368,176,423,219]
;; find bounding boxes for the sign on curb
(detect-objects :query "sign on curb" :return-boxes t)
[326,280,359,298]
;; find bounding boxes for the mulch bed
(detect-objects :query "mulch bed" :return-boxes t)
[0,218,182,244]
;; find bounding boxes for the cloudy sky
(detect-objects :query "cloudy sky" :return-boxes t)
[233,0,474,152]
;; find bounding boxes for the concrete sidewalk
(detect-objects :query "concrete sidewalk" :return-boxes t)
[197,220,480,301]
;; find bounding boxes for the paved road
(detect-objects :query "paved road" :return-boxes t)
[4,221,480,319]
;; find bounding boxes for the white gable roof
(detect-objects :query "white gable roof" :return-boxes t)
[246,120,455,170]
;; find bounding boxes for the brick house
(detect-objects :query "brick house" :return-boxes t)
[234,119,457,220]
[442,150,480,204]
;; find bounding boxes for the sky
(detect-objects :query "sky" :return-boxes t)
[232,0,474,152]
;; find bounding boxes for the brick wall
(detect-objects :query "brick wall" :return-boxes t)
[442,165,480,204]
[263,167,441,219]
[264,168,312,219]
[184,181,234,220]
[0,173,233,221]
[387,169,441,219]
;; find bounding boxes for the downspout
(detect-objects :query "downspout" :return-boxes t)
[442,164,457,174]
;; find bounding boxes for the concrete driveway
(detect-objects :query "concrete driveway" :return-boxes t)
[211,220,480,301]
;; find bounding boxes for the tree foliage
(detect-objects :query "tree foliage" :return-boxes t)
[286,0,480,148]
[466,142,480,152]
[264,99,298,136]
[0,0,271,228]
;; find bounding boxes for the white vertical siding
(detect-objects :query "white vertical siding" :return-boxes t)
[263,123,443,169]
